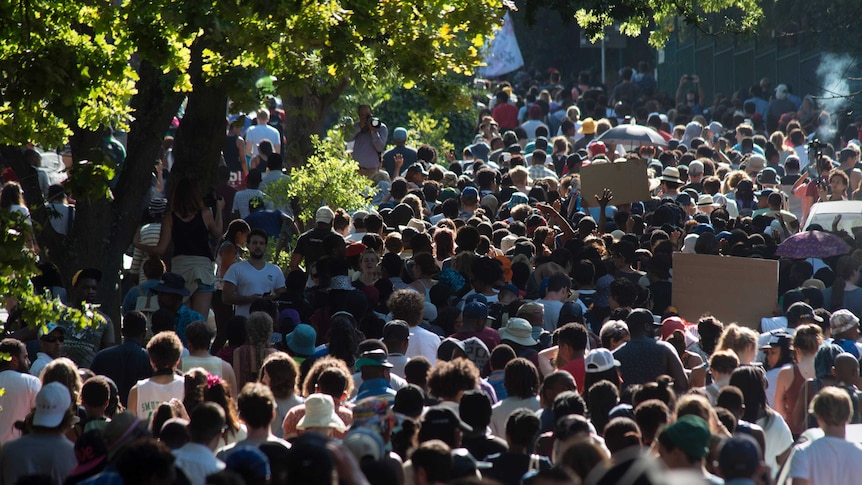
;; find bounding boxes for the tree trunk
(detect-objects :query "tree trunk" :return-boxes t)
[281,79,349,168]
[171,38,228,195]
[65,60,183,329]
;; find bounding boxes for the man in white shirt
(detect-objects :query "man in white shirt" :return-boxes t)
[245,109,281,159]
[391,290,440,365]
[173,402,227,485]
[0,338,41,443]
[223,229,286,316]
[790,386,862,485]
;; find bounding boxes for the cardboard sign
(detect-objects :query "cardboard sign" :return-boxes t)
[672,253,779,329]
[580,158,650,207]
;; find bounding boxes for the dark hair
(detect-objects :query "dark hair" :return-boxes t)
[552,391,588,422]
[411,440,452,484]
[634,399,670,445]
[504,358,540,399]
[116,438,176,485]
[632,376,676,409]
[236,382,276,429]
[81,376,111,408]
[146,331,183,370]
[185,320,214,351]
[506,408,541,447]
[490,344,516,371]
[122,311,148,338]
[603,417,641,454]
[587,380,619,435]
[248,228,269,244]
[188,402,226,443]
[557,323,588,352]
[729,366,768,424]
[404,356,432,388]
[830,255,860,311]
[224,219,251,243]
[259,352,299,399]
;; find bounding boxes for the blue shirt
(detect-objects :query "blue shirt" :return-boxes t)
[176,306,205,347]
[353,377,396,402]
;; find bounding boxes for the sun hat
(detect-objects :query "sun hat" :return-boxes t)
[696,194,719,207]
[355,349,393,370]
[659,167,683,184]
[498,317,538,346]
[584,348,621,374]
[285,324,317,356]
[33,382,72,428]
[578,118,596,135]
[296,394,347,431]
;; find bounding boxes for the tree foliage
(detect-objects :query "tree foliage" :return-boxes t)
[512,0,762,47]
[265,137,375,225]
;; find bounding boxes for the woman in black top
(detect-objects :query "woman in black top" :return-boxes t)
[136,178,224,316]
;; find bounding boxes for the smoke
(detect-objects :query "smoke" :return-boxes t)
[814,53,855,140]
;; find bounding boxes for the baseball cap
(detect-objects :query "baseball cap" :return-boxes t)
[72,268,102,287]
[659,415,711,459]
[786,302,823,326]
[225,446,271,481]
[461,186,479,200]
[343,428,386,462]
[718,435,762,478]
[33,382,72,428]
[760,332,792,350]
[392,127,408,142]
[463,301,489,320]
[382,320,410,342]
[315,206,335,224]
[39,322,65,338]
[584,348,621,373]
[422,406,472,433]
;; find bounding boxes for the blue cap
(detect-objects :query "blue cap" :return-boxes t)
[225,446,270,480]
[464,293,488,305]
[463,301,489,320]
[716,230,733,241]
[461,186,479,200]
[393,127,408,142]
[507,191,529,209]
[694,223,714,235]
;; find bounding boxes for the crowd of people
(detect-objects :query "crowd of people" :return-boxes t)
[4,65,862,485]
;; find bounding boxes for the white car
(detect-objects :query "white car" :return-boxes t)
[803,200,862,237]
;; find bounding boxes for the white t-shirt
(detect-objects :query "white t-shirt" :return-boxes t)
[135,375,185,423]
[245,124,281,157]
[489,396,541,438]
[0,370,41,443]
[223,261,286,316]
[758,412,794,478]
[405,325,441,365]
[790,435,862,483]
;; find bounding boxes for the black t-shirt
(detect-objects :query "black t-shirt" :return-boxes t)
[294,227,337,268]
[483,453,552,485]
[461,435,508,461]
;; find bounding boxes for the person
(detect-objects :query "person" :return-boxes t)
[774,325,821,434]
[232,171,267,219]
[129,197,168,284]
[716,434,764,484]
[259,352,304,438]
[450,299,501,352]
[484,409,552,485]
[259,153,287,192]
[823,255,862,320]
[0,338,41,443]
[492,91,519,131]
[612,309,688,394]
[789,387,862,484]
[45,183,75,236]
[282,359,354,439]
[128,331,185,422]
[181,320,238,397]
[296,393,349,438]
[135,178,224,317]
[233,311,278,388]
[411,439,453,485]
[290,206,339,271]
[382,127,418,180]
[173,402,228,485]
[490,358,541,438]
[149,272,205,346]
[537,323,589,393]
[353,349,397,402]
[58,268,116,369]
[729,366,793,478]
[352,104,389,177]
[0,382,77,484]
[382,320,411,378]
[656,414,722,484]
[216,383,291,458]
[213,219,251,349]
[223,229,286,317]
[245,109,281,160]
[90,311,153,407]
[392,289,441,364]
[29,322,65,377]
[459,389,508,461]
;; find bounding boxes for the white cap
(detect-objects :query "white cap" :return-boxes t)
[315,206,335,224]
[33,382,72,428]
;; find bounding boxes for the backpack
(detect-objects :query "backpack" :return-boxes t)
[135,289,160,339]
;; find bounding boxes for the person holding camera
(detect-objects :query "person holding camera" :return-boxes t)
[352,104,388,178]
[675,74,705,116]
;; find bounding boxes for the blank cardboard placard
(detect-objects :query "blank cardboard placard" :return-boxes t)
[672,253,778,329]
[580,158,649,207]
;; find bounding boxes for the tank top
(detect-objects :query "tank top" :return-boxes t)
[223,135,242,172]
[172,211,213,260]
[784,364,805,435]
[181,355,224,377]
[135,375,185,422]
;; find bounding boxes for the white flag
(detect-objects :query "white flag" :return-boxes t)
[480,12,524,78]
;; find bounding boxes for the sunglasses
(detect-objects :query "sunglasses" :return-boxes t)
[41,335,64,343]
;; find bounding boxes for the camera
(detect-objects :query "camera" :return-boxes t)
[370,117,381,128]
